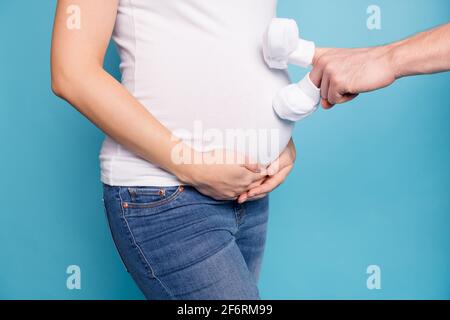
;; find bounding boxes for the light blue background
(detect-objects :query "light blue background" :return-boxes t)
[0,0,449,300]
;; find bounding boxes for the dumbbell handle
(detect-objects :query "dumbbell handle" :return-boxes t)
[288,38,316,68]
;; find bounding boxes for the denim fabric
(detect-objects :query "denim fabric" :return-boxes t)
[102,184,269,300]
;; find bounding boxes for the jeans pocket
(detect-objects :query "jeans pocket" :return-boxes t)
[122,186,185,215]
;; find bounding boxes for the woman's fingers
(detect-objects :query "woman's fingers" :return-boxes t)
[247,174,280,198]
[247,166,291,198]
[250,193,268,201]
[237,193,248,204]
[237,177,266,203]
[239,193,268,203]
[248,177,266,189]
[238,140,296,203]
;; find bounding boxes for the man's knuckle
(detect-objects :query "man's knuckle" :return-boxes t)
[332,73,343,84]
[320,55,330,64]
[316,56,324,67]
[324,62,334,72]
[330,66,341,77]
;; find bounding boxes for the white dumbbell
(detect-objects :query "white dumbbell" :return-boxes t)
[263,18,316,69]
[273,72,321,122]
[263,18,320,122]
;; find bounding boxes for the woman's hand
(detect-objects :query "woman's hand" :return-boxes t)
[237,139,297,203]
[174,149,266,201]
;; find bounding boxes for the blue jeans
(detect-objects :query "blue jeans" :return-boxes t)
[102,184,269,300]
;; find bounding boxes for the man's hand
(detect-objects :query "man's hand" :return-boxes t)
[238,139,296,203]
[310,46,396,109]
[309,23,450,109]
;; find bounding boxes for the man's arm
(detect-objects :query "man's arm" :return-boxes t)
[310,23,450,108]
[392,22,450,78]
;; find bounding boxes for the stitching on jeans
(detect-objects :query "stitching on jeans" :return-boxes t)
[233,206,239,230]
[234,204,245,227]
[118,187,175,299]
[102,193,130,273]
[125,186,184,209]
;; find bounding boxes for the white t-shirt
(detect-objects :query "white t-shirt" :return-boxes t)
[100,0,293,186]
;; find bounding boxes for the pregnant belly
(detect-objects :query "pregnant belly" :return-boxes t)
[171,112,294,166]
[133,43,293,165]
[140,75,293,165]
